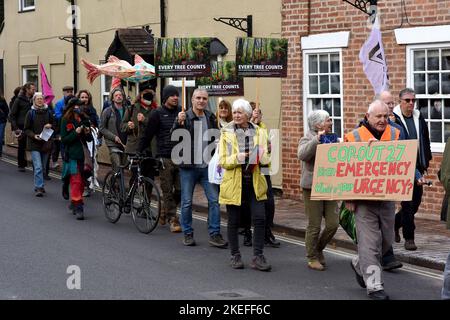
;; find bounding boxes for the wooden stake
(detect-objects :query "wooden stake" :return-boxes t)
[182,77,186,112]
[255,77,261,111]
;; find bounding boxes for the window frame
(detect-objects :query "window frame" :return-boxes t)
[302,48,344,138]
[22,65,38,87]
[406,43,450,153]
[19,0,35,12]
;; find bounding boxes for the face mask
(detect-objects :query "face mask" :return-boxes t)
[143,92,154,102]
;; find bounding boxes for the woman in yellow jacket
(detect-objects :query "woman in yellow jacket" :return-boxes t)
[219,98,271,271]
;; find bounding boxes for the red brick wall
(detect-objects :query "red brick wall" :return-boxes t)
[281,0,450,217]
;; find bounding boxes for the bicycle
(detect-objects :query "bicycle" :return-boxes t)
[102,149,161,234]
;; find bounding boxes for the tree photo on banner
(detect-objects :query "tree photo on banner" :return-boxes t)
[154,38,212,78]
[311,140,418,201]
[196,61,244,96]
[236,37,288,78]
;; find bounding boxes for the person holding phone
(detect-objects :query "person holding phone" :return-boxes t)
[297,110,339,271]
[219,99,271,271]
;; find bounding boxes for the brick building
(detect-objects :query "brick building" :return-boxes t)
[281,0,450,219]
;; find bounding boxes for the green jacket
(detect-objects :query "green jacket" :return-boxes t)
[61,118,91,161]
[441,137,450,229]
[218,122,270,206]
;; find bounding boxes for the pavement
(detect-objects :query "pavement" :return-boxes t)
[3,144,449,271]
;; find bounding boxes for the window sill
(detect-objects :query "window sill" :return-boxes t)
[18,8,36,13]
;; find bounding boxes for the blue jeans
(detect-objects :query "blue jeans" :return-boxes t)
[0,122,5,155]
[31,151,49,189]
[179,167,220,236]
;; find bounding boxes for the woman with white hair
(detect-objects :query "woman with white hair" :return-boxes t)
[219,98,272,271]
[23,92,54,197]
[297,110,339,271]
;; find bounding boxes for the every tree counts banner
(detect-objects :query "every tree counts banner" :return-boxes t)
[236,38,288,77]
[196,61,244,96]
[155,38,211,78]
[311,140,418,201]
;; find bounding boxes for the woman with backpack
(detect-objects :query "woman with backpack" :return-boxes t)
[60,98,93,220]
[23,92,54,197]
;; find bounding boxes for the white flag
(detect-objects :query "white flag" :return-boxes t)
[359,18,389,95]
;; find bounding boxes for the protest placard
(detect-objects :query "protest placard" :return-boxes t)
[196,61,244,96]
[236,38,288,78]
[311,140,418,201]
[155,38,211,78]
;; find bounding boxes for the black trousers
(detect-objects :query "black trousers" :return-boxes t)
[17,134,27,168]
[52,139,61,163]
[239,175,275,238]
[227,182,266,256]
[395,183,423,240]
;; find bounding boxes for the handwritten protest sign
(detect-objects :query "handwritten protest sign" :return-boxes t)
[311,140,418,201]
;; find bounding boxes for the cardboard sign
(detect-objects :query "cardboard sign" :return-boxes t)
[155,38,211,78]
[310,140,418,201]
[197,61,244,96]
[236,38,288,78]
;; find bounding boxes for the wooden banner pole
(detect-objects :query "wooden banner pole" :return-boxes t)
[255,77,260,111]
[182,77,186,112]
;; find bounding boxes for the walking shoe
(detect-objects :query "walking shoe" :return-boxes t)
[250,255,272,272]
[183,233,196,246]
[18,167,26,172]
[265,235,281,248]
[170,218,182,233]
[395,229,401,243]
[75,208,84,221]
[230,254,244,269]
[350,260,366,288]
[39,187,46,194]
[404,239,417,251]
[209,234,228,248]
[368,290,390,300]
[382,260,403,271]
[308,260,325,271]
[35,189,44,197]
[317,251,326,267]
[243,229,252,247]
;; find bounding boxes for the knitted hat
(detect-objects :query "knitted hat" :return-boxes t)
[162,85,179,103]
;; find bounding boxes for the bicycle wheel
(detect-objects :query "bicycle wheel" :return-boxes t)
[102,171,122,223]
[131,177,161,234]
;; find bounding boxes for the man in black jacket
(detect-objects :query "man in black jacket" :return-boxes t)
[9,82,36,171]
[139,85,182,233]
[393,88,432,251]
[173,88,227,248]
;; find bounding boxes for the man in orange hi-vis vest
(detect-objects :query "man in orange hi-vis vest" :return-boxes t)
[345,100,400,301]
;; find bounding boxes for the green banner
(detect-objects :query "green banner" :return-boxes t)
[155,38,211,78]
[236,38,288,78]
[196,61,244,96]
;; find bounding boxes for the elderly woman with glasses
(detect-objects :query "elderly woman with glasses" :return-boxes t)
[297,110,339,271]
[219,98,272,271]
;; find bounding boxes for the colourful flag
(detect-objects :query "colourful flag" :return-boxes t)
[359,18,389,95]
[39,63,55,105]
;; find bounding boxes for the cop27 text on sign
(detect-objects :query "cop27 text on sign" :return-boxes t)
[311,140,418,201]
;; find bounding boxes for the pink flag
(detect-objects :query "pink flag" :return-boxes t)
[39,63,55,105]
[359,18,390,95]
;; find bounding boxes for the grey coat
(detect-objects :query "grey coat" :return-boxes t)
[297,131,320,189]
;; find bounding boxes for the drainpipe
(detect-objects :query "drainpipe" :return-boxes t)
[160,0,166,100]
[70,0,78,93]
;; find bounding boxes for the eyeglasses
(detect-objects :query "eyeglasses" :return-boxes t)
[402,98,416,103]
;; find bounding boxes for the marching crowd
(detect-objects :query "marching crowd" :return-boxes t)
[1,82,449,300]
